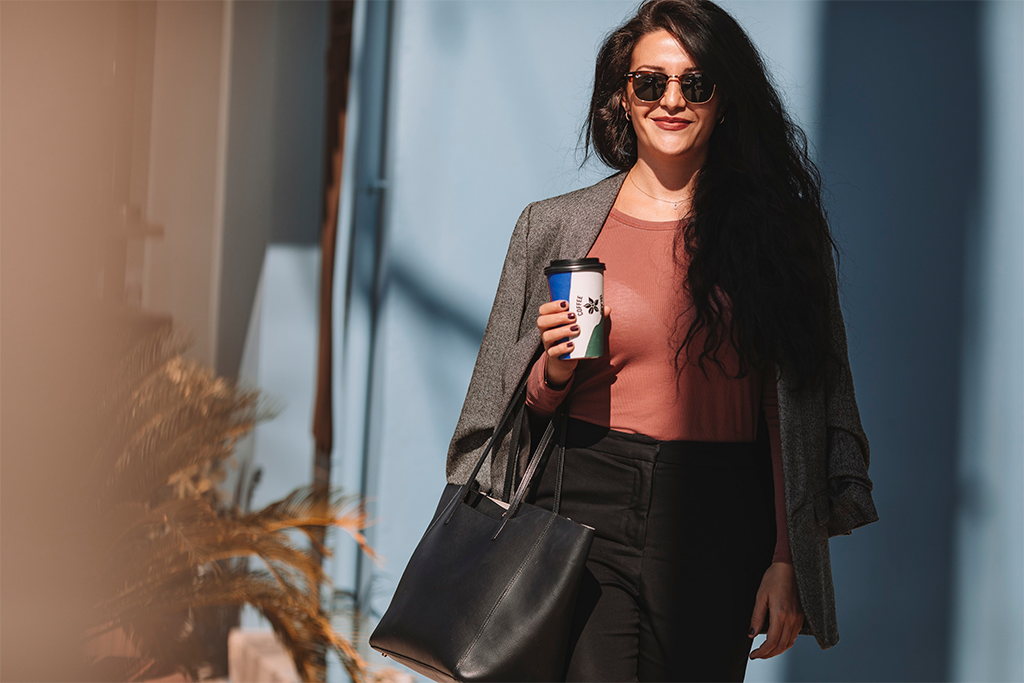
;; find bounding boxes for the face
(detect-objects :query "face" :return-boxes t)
[621,29,722,163]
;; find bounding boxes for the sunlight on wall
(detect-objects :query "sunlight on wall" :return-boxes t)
[951,2,1024,681]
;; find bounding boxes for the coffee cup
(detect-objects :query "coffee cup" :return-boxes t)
[544,258,606,359]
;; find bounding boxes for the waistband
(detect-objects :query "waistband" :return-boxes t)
[561,415,769,467]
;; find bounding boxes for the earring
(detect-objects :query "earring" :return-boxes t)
[625,110,632,121]
[717,114,725,123]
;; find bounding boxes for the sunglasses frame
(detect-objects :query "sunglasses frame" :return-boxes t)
[623,70,717,104]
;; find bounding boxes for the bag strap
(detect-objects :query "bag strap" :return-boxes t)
[502,401,524,501]
[491,402,566,539]
[444,371,558,525]
[491,375,574,539]
[553,404,568,515]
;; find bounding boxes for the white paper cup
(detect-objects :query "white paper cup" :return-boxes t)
[544,258,606,359]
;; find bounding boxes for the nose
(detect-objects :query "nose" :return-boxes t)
[661,75,686,108]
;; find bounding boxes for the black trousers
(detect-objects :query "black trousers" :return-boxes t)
[523,412,776,682]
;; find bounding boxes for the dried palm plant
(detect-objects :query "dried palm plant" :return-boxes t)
[84,324,401,682]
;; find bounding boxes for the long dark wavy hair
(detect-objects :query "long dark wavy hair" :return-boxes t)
[580,0,843,394]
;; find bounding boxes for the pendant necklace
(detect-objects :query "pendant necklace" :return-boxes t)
[628,171,688,211]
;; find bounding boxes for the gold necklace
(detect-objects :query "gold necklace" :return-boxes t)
[628,171,688,211]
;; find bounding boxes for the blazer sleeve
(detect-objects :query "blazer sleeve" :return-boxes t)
[822,250,880,537]
[445,202,534,493]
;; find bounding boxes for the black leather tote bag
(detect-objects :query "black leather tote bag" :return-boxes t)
[368,377,594,682]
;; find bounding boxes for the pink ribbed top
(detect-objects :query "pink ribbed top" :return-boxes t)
[526,206,791,564]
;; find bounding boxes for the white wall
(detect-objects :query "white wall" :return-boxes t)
[144,0,231,368]
[240,245,322,631]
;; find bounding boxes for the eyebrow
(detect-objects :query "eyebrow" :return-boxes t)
[633,65,701,73]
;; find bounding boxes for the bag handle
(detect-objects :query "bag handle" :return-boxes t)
[491,402,567,539]
[502,402,524,501]
[492,372,575,539]
[443,371,558,525]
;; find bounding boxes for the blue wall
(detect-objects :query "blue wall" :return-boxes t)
[794,2,978,680]
[951,2,1023,682]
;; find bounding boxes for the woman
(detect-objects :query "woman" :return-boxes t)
[445,0,879,680]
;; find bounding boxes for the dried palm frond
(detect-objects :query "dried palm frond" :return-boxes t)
[84,324,399,682]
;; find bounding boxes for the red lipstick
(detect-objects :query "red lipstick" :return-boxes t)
[652,116,692,130]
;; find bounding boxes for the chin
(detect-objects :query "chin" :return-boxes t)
[642,136,697,155]
[647,145,696,160]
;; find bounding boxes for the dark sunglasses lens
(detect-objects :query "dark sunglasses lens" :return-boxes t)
[682,74,714,103]
[633,73,666,102]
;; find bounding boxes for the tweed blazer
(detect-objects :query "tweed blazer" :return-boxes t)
[445,170,879,650]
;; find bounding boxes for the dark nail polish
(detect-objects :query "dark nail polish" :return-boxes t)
[560,301,567,308]
[567,341,574,347]
[570,325,579,331]
[748,628,755,636]
[567,312,576,320]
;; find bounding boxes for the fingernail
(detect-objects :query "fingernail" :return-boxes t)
[560,301,567,308]
[567,312,576,319]
[748,628,755,636]
[570,325,579,331]
[567,341,574,347]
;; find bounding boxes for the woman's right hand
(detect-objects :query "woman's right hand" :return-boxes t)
[537,300,611,389]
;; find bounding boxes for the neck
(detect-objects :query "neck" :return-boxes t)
[630,147,706,202]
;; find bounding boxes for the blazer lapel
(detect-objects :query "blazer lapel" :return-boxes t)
[558,170,628,260]
[500,171,628,398]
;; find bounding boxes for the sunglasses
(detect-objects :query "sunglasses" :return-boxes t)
[623,70,716,104]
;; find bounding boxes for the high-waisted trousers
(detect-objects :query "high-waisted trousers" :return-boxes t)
[523,411,776,682]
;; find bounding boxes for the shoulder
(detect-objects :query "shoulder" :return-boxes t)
[523,170,626,225]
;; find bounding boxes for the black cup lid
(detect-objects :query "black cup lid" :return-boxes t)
[544,258,606,276]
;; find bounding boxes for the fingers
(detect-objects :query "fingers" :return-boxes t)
[750,607,804,659]
[538,299,569,315]
[541,323,579,347]
[538,312,575,333]
[780,622,797,654]
[545,338,576,359]
[789,614,804,650]
[537,302,577,335]
[748,563,804,659]
[750,608,784,660]
[541,300,611,319]
[772,621,795,659]
[748,590,767,641]
[770,612,801,657]
[778,611,803,653]
[538,299,608,361]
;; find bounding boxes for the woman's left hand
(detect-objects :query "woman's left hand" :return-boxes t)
[748,561,804,659]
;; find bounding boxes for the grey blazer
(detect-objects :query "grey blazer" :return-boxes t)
[445,170,879,650]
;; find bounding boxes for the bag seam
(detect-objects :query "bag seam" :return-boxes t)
[454,510,557,672]
[370,646,456,682]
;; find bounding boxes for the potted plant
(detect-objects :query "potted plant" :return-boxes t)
[83,326,401,682]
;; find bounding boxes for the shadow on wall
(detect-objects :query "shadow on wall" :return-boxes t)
[787,2,981,682]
